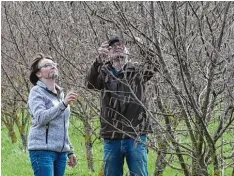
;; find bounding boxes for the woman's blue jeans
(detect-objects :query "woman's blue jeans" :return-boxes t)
[104,135,148,176]
[29,150,67,176]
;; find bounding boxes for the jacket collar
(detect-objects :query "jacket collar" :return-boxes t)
[36,80,63,96]
[104,61,136,77]
[104,61,133,71]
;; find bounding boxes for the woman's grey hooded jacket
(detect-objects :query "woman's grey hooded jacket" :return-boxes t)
[27,81,74,156]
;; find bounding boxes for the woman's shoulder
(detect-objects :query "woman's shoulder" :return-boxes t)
[30,85,41,93]
[29,85,45,98]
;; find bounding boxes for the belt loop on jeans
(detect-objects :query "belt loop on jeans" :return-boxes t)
[133,134,140,149]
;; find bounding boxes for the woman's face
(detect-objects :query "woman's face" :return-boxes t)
[36,58,58,80]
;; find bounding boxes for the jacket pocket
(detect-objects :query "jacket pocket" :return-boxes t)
[45,123,49,144]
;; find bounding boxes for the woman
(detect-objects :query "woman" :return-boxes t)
[28,53,77,176]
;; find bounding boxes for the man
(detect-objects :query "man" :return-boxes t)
[86,36,154,176]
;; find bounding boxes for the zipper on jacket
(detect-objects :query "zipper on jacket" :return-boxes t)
[46,123,49,144]
[60,114,66,152]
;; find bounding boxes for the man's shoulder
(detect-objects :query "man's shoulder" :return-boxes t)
[124,62,145,71]
[124,62,139,68]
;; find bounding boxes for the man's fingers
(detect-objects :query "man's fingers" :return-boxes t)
[98,48,109,54]
[101,41,109,47]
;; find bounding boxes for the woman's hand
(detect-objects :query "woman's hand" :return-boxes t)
[68,154,78,168]
[63,92,78,106]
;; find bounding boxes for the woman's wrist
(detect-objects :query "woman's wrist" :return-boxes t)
[62,101,68,107]
[67,152,74,157]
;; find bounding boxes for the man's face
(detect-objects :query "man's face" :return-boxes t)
[108,41,126,62]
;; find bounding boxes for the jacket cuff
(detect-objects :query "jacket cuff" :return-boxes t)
[94,58,103,67]
[59,101,67,111]
[67,142,75,157]
[67,152,74,157]
[62,101,67,108]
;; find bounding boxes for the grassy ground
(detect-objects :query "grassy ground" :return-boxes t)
[1,118,233,176]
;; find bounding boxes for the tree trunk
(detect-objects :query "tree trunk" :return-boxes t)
[191,149,208,176]
[8,126,17,143]
[13,110,29,150]
[98,162,104,176]
[20,133,27,151]
[154,140,167,176]
[2,113,17,143]
[84,116,95,172]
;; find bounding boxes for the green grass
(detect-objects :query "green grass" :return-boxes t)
[1,127,33,176]
[1,117,233,176]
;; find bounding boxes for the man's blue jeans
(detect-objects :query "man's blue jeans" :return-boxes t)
[104,135,148,176]
[29,150,67,176]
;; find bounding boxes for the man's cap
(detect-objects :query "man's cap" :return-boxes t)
[108,36,121,46]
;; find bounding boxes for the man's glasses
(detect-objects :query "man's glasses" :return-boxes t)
[109,42,123,48]
[38,62,58,69]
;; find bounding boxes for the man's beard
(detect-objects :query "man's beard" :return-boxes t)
[112,56,126,71]
[112,55,124,62]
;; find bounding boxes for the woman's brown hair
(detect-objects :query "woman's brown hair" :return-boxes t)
[29,53,52,85]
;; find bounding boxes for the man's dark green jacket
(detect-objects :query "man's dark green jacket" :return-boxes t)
[86,60,154,139]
